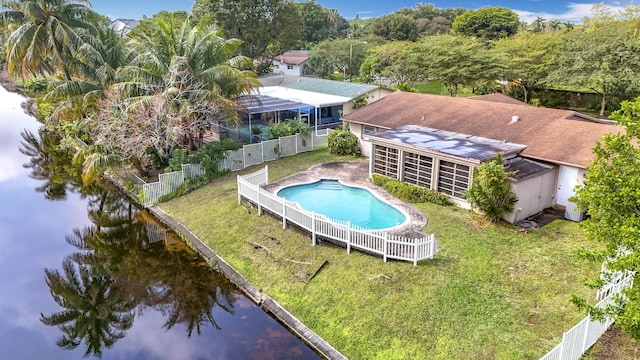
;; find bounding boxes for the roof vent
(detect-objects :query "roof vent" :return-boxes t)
[509,115,520,125]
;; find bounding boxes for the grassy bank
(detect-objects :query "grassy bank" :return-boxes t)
[161,150,601,359]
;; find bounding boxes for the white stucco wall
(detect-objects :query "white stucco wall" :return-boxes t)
[272,61,304,76]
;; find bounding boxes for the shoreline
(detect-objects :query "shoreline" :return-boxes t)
[103,171,346,359]
[149,206,346,360]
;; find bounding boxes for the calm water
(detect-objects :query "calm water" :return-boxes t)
[277,179,406,229]
[0,86,320,360]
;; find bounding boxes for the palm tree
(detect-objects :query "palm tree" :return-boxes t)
[2,0,98,80]
[91,16,260,168]
[44,26,132,122]
[548,19,562,32]
[531,16,546,33]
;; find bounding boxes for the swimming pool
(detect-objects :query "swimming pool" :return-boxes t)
[277,180,407,230]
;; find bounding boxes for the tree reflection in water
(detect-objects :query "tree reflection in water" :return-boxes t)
[27,130,238,357]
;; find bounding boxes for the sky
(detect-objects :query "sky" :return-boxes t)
[92,0,630,24]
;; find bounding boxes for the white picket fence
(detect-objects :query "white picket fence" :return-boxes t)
[540,268,635,360]
[143,163,205,207]
[237,166,437,266]
[142,131,331,207]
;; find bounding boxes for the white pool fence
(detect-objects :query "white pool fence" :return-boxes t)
[237,166,437,266]
[141,131,330,207]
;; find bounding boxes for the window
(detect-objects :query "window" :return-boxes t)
[364,126,376,135]
[287,65,294,70]
[437,160,470,198]
[373,145,399,178]
[321,107,332,118]
[402,152,433,188]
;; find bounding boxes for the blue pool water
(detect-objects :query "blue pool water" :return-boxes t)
[277,180,406,230]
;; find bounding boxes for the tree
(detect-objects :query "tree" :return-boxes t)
[494,31,561,103]
[463,155,518,223]
[191,0,302,58]
[360,41,427,86]
[91,17,260,172]
[421,34,504,97]
[452,7,519,40]
[573,97,640,337]
[3,0,99,80]
[43,26,132,123]
[530,16,546,33]
[302,55,334,78]
[370,12,419,42]
[547,20,640,116]
[307,38,375,80]
[296,1,347,45]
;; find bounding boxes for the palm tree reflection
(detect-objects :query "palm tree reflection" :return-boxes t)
[38,172,237,357]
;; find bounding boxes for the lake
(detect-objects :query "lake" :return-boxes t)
[0,85,320,360]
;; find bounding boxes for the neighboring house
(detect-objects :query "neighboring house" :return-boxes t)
[272,51,310,76]
[110,18,139,34]
[254,75,393,129]
[341,91,622,223]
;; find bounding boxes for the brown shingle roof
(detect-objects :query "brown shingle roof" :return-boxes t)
[274,50,310,65]
[471,93,530,106]
[342,91,623,168]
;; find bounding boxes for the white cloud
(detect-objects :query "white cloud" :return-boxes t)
[514,2,627,24]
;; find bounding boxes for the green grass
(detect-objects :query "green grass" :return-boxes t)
[413,80,476,97]
[160,150,602,359]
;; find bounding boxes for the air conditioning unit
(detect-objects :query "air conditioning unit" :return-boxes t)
[564,201,586,222]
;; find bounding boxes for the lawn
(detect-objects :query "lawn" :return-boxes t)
[160,150,602,359]
[413,80,476,97]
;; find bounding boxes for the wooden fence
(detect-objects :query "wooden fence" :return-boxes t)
[540,269,634,360]
[142,131,330,207]
[237,166,437,266]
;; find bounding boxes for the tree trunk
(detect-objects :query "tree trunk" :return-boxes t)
[522,86,529,103]
[600,94,607,117]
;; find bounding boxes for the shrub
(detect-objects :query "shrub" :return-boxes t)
[462,154,518,222]
[266,119,311,139]
[165,138,241,175]
[328,125,360,156]
[25,78,49,94]
[371,174,452,206]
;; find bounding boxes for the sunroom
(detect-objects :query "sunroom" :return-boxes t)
[367,125,528,208]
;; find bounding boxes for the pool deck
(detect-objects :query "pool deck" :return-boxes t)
[263,161,430,238]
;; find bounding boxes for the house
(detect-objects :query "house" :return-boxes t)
[341,91,622,223]
[110,18,139,34]
[248,75,393,130]
[272,51,310,76]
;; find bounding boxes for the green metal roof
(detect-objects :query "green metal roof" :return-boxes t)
[259,75,381,99]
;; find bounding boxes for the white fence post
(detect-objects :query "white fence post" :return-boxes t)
[265,165,269,185]
[430,234,435,258]
[347,221,352,252]
[237,175,241,204]
[282,198,287,229]
[311,212,317,246]
[383,233,388,263]
[257,185,262,215]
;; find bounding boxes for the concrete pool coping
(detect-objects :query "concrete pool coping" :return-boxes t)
[263,161,429,238]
